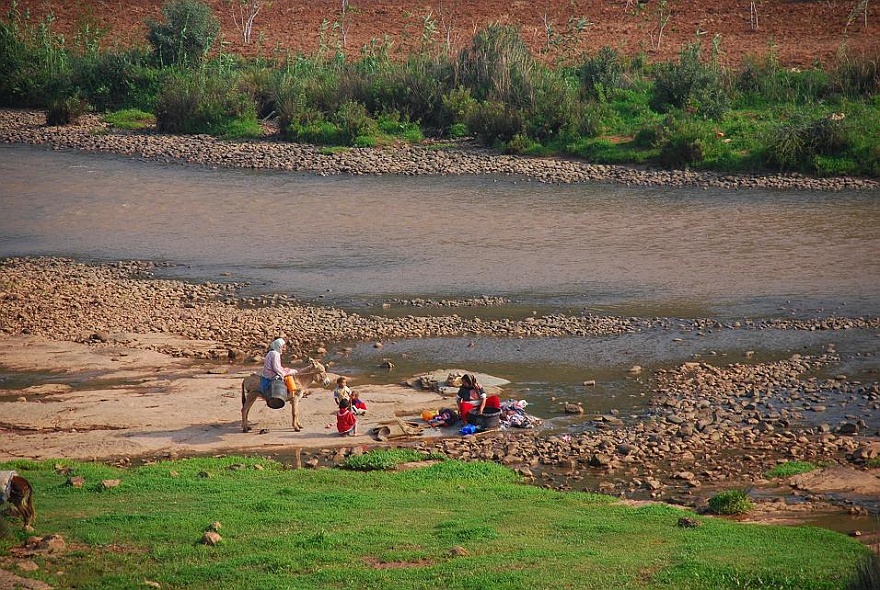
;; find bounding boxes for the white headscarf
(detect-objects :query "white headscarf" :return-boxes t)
[269,338,285,352]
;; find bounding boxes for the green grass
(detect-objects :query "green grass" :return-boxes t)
[765,461,819,479]
[0,457,868,590]
[102,108,156,130]
[708,489,754,515]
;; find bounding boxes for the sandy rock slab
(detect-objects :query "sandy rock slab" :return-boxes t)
[0,336,445,461]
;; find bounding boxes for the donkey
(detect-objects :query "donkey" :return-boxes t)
[241,357,331,433]
[1,471,35,528]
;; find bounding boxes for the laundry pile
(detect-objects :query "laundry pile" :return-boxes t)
[499,399,541,429]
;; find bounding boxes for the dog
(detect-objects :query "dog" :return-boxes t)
[1,470,35,528]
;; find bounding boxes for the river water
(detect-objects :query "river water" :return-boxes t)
[1,143,879,414]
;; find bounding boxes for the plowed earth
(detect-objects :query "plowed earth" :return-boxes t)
[12,0,880,68]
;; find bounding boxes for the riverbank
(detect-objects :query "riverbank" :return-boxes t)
[2,109,879,192]
[1,257,879,544]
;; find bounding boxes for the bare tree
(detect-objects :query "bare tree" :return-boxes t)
[845,0,870,33]
[231,0,263,45]
[650,0,672,50]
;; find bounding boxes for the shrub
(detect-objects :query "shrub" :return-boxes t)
[764,115,850,172]
[735,56,830,105]
[579,46,626,100]
[70,47,161,111]
[332,100,377,146]
[527,69,584,143]
[457,24,536,108]
[0,3,70,107]
[45,95,88,125]
[448,122,469,138]
[831,52,880,98]
[147,0,220,68]
[467,100,525,146]
[708,489,754,515]
[650,42,729,120]
[441,86,477,134]
[154,70,257,136]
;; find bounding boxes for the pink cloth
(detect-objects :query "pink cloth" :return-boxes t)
[262,350,293,379]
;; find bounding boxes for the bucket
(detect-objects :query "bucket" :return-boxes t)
[267,378,288,409]
[466,406,501,429]
[283,374,297,394]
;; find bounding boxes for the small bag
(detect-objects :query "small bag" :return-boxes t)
[267,378,288,409]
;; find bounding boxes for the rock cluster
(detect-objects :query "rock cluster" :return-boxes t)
[2,109,878,191]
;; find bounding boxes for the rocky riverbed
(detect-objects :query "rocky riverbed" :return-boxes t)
[2,109,879,192]
[1,256,879,538]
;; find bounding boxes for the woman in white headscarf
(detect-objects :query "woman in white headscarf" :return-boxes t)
[260,338,297,395]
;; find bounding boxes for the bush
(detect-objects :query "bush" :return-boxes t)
[832,52,880,98]
[467,100,525,146]
[45,95,88,125]
[579,46,626,100]
[708,489,754,515]
[70,48,161,111]
[155,70,257,136]
[735,56,830,105]
[650,43,729,120]
[527,69,585,142]
[457,24,536,107]
[147,0,220,68]
[441,86,477,135]
[764,115,850,172]
[332,100,377,146]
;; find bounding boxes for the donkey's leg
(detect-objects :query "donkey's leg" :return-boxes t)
[291,392,302,431]
[241,391,262,432]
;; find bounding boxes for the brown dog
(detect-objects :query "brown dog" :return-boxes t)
[1,470,35,528]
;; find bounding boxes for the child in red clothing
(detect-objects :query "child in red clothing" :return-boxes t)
[336,399,357,436]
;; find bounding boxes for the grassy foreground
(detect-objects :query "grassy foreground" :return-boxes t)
[0,455,868,590]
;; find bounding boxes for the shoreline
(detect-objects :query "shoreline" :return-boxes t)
[2,109,879,192]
